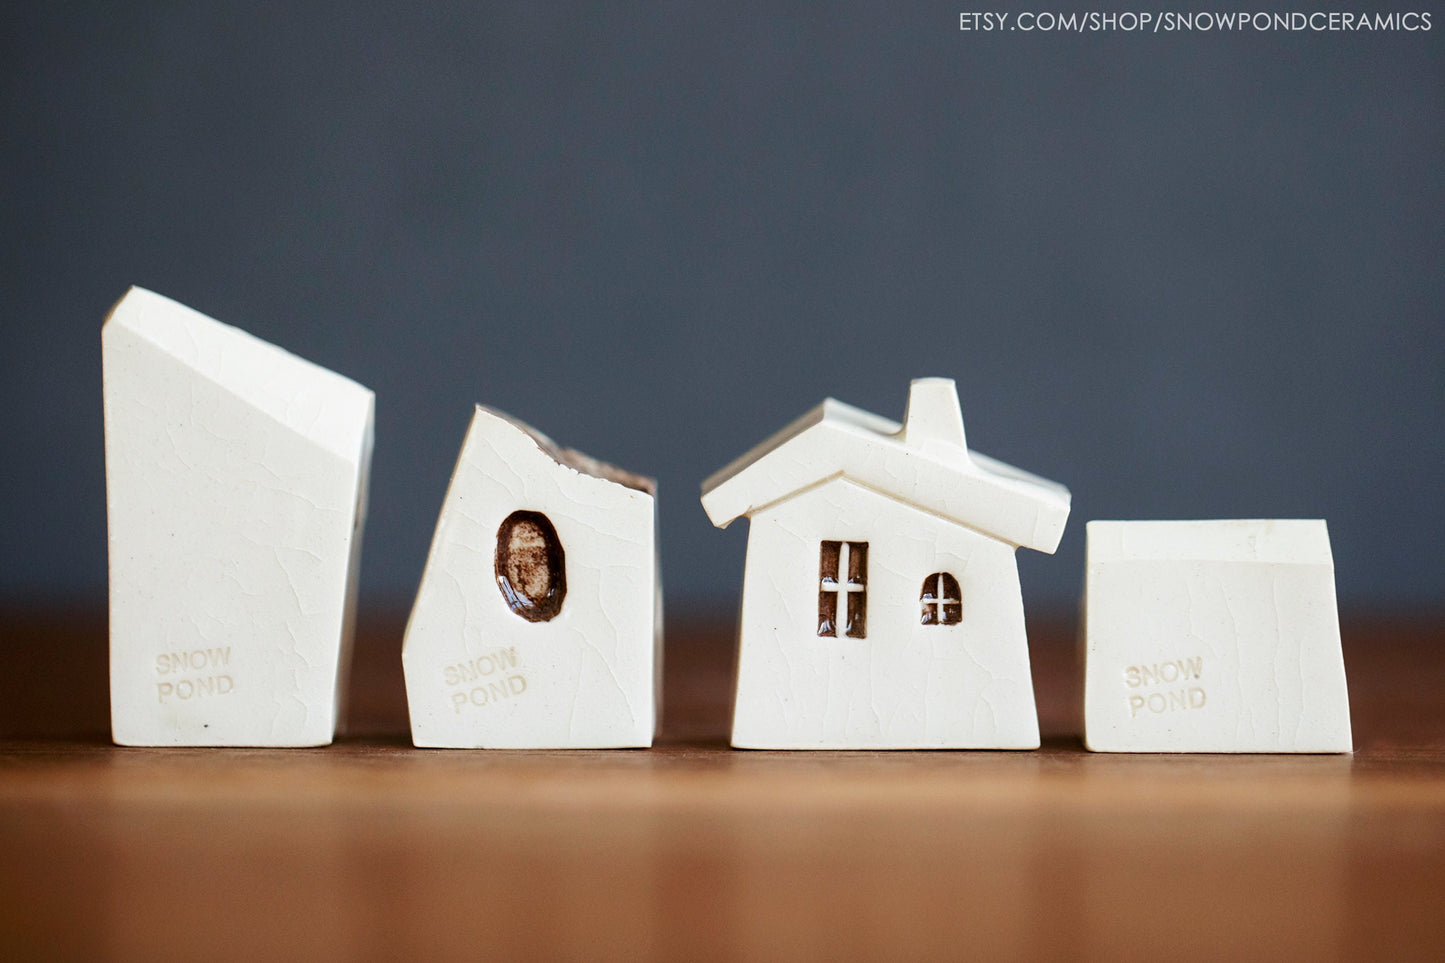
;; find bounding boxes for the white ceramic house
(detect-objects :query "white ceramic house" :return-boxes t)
[103,287,374,747]
[403,406,661,748]
[1082,519,1352,753]
[702,378,1071,750]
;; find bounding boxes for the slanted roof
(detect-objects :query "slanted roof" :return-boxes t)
[700,378,1071,554]
[104,286,374,465]
[473,405,657,496]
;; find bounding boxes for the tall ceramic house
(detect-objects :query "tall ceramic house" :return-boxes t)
[103,287,374,747]
[701,378,1070,750]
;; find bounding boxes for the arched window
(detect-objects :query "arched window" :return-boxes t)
[920,572,961,625]
[495,510,566,622]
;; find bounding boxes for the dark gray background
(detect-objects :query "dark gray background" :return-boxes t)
[3,3,1441,611]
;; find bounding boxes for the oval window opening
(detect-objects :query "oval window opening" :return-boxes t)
[495,510,566,622]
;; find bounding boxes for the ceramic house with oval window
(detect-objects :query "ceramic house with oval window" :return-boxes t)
[701,378,1070,750]
[403,406,661,748]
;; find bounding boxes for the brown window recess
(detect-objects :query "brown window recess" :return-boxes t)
[495,510,566,622]
[818,540,868,639]
[920,572,962,626]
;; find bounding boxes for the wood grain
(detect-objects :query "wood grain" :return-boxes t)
[1,605,1443,961]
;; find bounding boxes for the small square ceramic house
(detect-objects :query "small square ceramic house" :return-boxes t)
[701,378,1071,750]
[1082,519,1352,753]
[403,406,661,748]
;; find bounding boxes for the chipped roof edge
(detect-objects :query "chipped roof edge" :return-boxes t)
[474,405,656,496]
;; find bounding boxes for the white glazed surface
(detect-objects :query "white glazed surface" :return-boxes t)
[702,379,1070,554]
[403,407,659,748]
[103,287,373,747]
[732,477,1040,749]
[710,379,1064,750]
[1082,519,1352,753]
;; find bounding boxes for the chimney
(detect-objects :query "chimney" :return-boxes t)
[900,378,968,451]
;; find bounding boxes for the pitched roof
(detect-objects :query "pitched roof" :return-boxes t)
[700,378,1071,554]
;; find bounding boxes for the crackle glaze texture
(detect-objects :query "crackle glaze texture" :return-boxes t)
[102,287,374,747]
[734,477,1040,748]
[402,407,660,748]
[704,378,1069,750]
[1082,519,1352,753]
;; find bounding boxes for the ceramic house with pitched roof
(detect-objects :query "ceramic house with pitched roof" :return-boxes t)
[701,378,1070,749]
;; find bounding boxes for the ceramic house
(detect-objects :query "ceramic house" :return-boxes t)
[701,378,1070,749]
[103,287,373,747]
[1082,519,1352,753]
[403,406,661,748]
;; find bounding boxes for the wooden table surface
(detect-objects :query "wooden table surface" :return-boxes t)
[2,605,1443,961]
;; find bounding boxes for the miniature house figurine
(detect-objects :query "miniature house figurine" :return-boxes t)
[403,406,661,748]
[701,378,1071,749]
[103,287,373,747]
[1082,519,1352,753]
